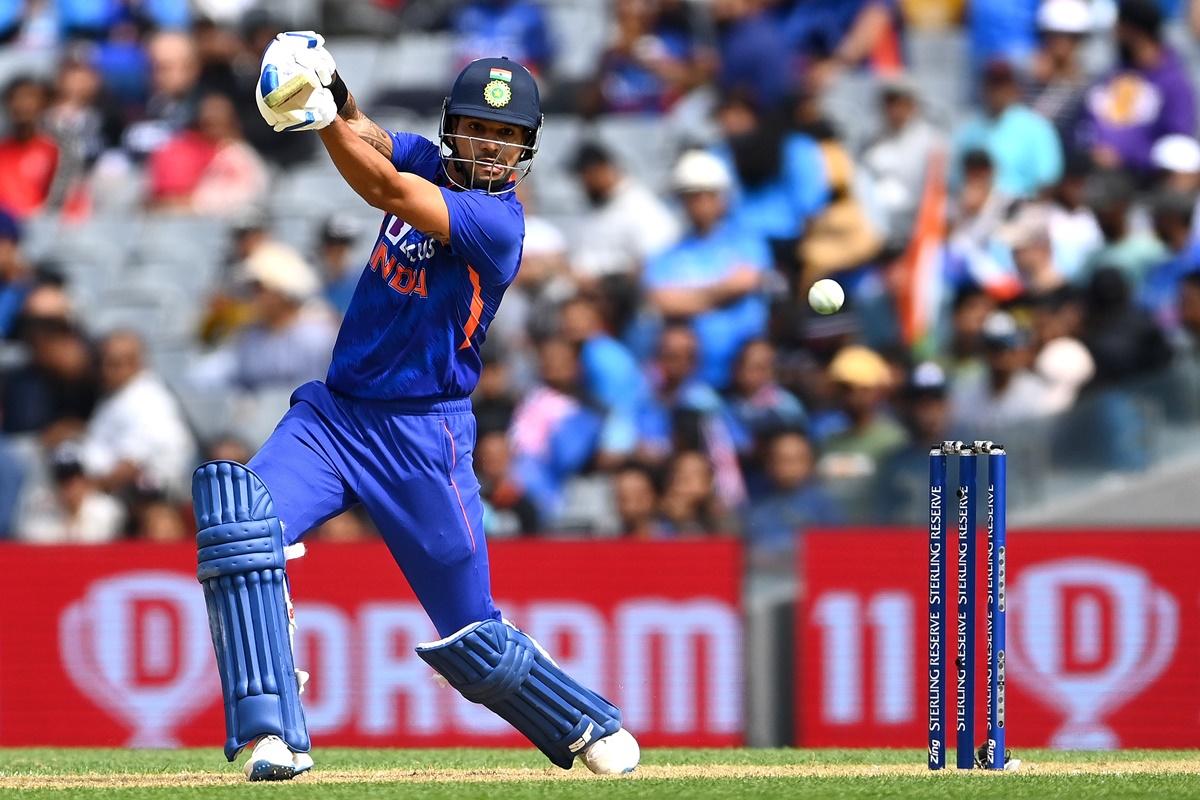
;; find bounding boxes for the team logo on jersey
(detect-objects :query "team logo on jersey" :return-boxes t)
[483,79,512,108]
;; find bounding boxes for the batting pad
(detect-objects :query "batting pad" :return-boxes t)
[416,619,621,769]
[194,461,310,761]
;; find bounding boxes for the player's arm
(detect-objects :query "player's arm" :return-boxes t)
[335,86,393,160]
[317,116,450,240]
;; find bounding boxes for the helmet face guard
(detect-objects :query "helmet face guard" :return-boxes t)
[438,101,542,195]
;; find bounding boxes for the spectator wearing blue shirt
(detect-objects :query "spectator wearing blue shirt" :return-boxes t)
[955,61,1063,198]
[645,150,770,390]
[0,209,30,338]
[711,0,794,109]
[715,92,829,252]
[726,338,806,453]
[452,0,555,77]
[560,293,650,459]
[743,429,842,553]
[509,338,602,525]
[967,0,1040,75]
[779,0,905,86]
[316,214,365,317]
[1143,190,1200,331]
[637,324,747,509]
[589,0,715,115]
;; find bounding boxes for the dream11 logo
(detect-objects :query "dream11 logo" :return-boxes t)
[59,573,219,746]
[1007,558,1179,749]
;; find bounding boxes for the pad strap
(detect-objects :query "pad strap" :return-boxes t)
[194,461,310,761]
[416,619,621,769]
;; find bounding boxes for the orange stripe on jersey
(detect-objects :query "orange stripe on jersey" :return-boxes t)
[458,265,484,350]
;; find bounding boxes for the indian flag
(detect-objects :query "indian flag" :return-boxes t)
[896,148,947,357]
[489,68,512,83]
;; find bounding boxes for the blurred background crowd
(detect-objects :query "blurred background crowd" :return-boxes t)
[1,0,1200,554]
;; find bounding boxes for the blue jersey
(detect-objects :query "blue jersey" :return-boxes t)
[326,132,525,400]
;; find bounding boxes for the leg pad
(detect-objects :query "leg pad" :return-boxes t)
[194,460,310,761]
[417,619,620,769]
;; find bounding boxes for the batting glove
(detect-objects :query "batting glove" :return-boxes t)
[256,31,338,132]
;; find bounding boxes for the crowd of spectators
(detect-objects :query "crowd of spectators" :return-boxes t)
[1,0,1200,555]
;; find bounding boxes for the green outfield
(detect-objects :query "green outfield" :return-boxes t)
[1,748,1198,799]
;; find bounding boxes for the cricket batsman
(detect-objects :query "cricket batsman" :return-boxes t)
[193,31,640,781]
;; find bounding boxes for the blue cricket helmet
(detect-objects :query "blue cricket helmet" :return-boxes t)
[439,57,543,194]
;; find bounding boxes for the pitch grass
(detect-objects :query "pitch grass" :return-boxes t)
[1,748,1199,799]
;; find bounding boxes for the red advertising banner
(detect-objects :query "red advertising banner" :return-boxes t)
[0,540,742,748]
[796,529,1200,748]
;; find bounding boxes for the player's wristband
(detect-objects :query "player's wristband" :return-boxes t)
[328,71,349,112]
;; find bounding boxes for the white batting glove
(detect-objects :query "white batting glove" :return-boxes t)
[255,31,338,132]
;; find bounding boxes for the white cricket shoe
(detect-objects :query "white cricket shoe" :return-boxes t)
[582,728,640,775]
[242,735,314,782]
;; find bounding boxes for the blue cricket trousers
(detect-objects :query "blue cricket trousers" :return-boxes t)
[248,380,500,637]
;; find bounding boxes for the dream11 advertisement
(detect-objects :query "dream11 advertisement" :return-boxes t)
[0,539,743,748]
[795,529,1200,749]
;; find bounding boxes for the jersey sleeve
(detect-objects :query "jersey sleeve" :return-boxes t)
[388,131,442,180]
[439,188,524,285]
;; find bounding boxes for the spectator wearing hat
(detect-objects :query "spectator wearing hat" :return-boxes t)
[316,214,365,316]
[1142,190,1200,330]
[861,74,946,247]
[955,60,1063,198]
[77,330,196,499]
[818,345,908,482]
[816,345,907,522]
[950,310,1057,433]
[0,209,30,337]
[14,443,125,545]
[569,141,680,284]
[1151,134,1200,194]
[197,209,285,347]
[645,150,770,390]
[0,75,57,218]
[874,362,956,523]
[743,429,841,554]
[1027,0,1093,150]
[1148,135,1200,248]
[192,244,336,392]
[1081,0,1196,173]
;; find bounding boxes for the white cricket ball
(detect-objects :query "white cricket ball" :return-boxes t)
[808,278,845,315]
[582,728,640,775]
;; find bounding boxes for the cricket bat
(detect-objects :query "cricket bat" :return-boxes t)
[264,72,319,110]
